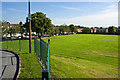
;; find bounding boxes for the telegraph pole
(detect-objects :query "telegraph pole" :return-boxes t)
[28,0,32,53]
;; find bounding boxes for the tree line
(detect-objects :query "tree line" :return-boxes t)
[1,21,25,38]
[1,12,120,38]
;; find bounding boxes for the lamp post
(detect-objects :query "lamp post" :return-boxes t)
[28,0,32,53]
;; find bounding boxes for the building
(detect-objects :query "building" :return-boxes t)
[77,28,84,33]
[90,28,108,33]
[115,28,120,34]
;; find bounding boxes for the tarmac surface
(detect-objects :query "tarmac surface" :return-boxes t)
[0,51,17,79]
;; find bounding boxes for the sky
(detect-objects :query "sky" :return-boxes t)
[1,1,119,27]
[2,0,120,2]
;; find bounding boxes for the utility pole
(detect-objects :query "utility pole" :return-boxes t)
[28,0,32,53]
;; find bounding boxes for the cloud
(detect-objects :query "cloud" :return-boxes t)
[8,8,23,12]
[52,4,118,27]
[51,5,81,11]
[8,8,16,11]
[60,6,81,11]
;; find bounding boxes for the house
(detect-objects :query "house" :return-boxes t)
[2,22,20,38]
[2,22,38,38]
[77,28,84,33]
[115,28,120,34]
[90,29,94,33]
[90,28,108,33]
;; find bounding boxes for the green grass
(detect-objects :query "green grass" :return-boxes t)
[17,51,42,78]
[48,34,119,78]
[2,40,34,52]
[1,34,119,78]
[51,55,118,78]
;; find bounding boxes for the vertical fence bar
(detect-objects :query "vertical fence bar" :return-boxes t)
[91,39,92,53]
[34,38,36,53]
[47,39,50,79]
[7,39,8,49]
[19,39,21,51]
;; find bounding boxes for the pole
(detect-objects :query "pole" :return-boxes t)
[29,0,32,53]
[47,39,50,80]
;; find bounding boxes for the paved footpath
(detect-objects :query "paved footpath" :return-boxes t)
[0,51,17,80]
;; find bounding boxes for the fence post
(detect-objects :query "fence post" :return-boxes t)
[91,39,92,53]
[19,39,21,51]
[42,70,48,80]
[47,39,50,80]
[34,38,36,53]
[7,39,8,49]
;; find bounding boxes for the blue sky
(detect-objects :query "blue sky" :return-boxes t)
[2,2,118,27]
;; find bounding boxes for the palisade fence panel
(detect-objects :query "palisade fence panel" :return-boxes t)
[34,38,50,79]
[20,39,29,52]
[1,38,29,52]
[8,39,19,51]
[40,39,48,69]
[34,38,40,59]
[1,39,8,49]
[91,39,119,56]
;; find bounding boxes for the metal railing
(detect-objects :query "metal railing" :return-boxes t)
[34,38,50,79]
[1,38,29,52]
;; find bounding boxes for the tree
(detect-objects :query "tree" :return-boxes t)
[2,26,9,38]
[100,27,103,29]
[82,27,90,33]
[118,27,120,34]
[8,26,18,37]
[44,18,54,35]
[2,21,10,37]
[108,26,116,34]
[59,25,66,34]
[64,25,70,32]
[54,27,60,34]
[69,24,77,33]
[94,27,99,29]
[24,12,54,36]
[19,21,26,36]
[2,21,8,37]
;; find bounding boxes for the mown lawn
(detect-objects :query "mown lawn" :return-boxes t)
[1,34,119,78]
[48,34,119,78]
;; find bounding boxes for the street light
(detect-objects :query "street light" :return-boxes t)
[28,0,32,53]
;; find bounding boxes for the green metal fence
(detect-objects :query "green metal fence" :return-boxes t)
[34,38,50,79]
[1,38,50,79]
[1,39,30,52]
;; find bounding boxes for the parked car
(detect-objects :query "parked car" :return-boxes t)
[22,35,29,39]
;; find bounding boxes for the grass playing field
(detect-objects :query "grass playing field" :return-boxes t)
[48,34,119,78]
[1,34,119,78]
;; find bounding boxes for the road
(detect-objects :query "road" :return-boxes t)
[0,51,17,79]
